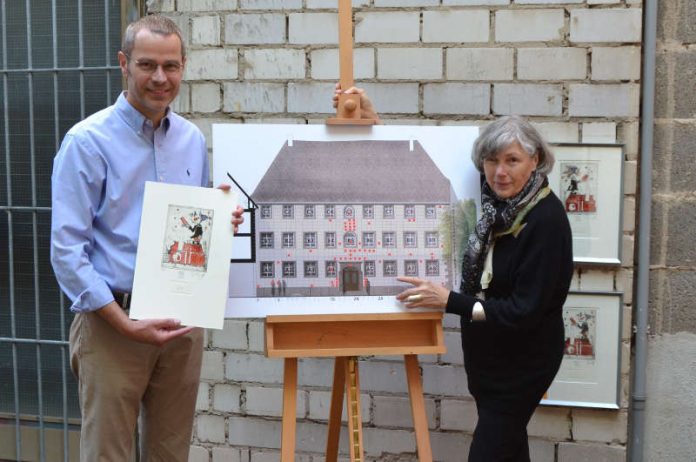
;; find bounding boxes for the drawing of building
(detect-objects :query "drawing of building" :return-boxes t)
[251,140,457,297]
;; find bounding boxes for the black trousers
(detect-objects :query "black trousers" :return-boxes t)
[468,403,536,462]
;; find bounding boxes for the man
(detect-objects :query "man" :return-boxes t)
[50,15,243,461]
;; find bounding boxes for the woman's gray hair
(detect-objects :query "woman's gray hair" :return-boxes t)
[121,15,185,59]
[471,115,555,175]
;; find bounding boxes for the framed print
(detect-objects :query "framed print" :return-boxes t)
[542,292,622,409]
[548,143,624,265]
[129,182,239,329]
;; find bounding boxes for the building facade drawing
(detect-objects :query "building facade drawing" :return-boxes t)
[251,140,457,297]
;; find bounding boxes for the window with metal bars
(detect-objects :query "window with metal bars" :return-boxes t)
[0,1,132,460]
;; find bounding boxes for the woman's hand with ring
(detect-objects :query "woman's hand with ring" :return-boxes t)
[396,276,450,310]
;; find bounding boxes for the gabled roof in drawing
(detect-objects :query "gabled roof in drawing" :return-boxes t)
[252,140,453,203]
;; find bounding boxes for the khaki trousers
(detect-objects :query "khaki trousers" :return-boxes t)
[70,312,204,462]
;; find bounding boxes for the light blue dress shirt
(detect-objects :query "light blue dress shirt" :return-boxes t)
[51,92,209,312]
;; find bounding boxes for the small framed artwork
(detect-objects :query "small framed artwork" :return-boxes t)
[129,182,239,329]
[548,143,624,265]
[542,292,622,409]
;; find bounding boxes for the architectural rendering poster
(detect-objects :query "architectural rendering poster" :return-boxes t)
[542,292,621,409]
[129,182,239,329]
[213,124,480,317]
[548,144,624,265]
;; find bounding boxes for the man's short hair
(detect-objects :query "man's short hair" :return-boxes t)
[121,15,185,59]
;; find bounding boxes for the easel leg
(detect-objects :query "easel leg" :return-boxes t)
[345,356,364,462]
[405,354,433,462]
[326,357,346,462]
[281,358,298,462]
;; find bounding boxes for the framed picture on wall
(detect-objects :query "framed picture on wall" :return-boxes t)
[542,292,622,409]
[548,144,624,265]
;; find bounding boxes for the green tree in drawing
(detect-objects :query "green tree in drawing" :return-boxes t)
[440,199,478,286]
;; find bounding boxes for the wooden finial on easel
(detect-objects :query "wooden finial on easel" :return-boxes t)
[327,0,378,126]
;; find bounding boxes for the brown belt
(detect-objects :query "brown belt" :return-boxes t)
[112,291,131,310]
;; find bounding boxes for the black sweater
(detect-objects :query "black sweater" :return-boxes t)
[446,191,573,412]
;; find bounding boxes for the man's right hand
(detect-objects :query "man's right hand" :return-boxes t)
[96,301,193,346]
[332,83,381,122]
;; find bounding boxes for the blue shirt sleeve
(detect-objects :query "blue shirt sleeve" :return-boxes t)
[50,133,115,312]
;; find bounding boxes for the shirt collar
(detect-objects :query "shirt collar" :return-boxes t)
[115,91,172,135]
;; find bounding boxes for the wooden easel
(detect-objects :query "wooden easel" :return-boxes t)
[264,3,439,459]
[327,0,378,125]
[265,312,446,461]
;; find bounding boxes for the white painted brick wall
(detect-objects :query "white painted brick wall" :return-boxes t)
[375,0,439,6]
[570,8,642,43]
[213,383,242,413]
[223,82,285,113]
[517,47,587,80]
[178,0,237,11]
[288,82,337,113]
[245,386,306,418]
[308,389,370,422]
[240,0,301,9]
[377,48,443,80]
[196,382,209,411]
[196,414,226,443]
[569,84,640,117]
[373,395,437,428]
[185,49,238,80]
[441,330,464,364]
[421,364,470,396]
[493,84,563,116]
[192,82,221,113]
[191,15,220,46]
[558,443,626,462]
[247,320,265,352]
[225,13,286,45]
[363,428,417,456]
[226,352,284,383]
[528,407,572,440]
[572,409,629,443]
[422,10,490,43]
[440,399,477,431]
[533,122,579,143]
[592,46,642,81]
[243,49,305,80]
[355,12,420,43]
[310,48,374,80]
[228,416,281,448]
[212,447,246,462]
[211,319,248,349]
[582,122,617,143]
[201,350,225,381]
[188,446,209,462]
[444,0,508,5]
[495,9,565,42]
[289,13,338,44]
[423,83,490,116]
[351,82,419,114]
[447,48,514,81]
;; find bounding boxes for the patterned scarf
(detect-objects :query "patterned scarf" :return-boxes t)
[460,170,549,295]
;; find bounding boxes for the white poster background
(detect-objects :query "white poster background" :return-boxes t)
[213,124,480,317]
[129,182,239,329]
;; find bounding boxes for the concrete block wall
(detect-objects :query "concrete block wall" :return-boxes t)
[147,1,640,460]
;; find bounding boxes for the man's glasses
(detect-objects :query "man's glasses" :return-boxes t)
[125,55,183,75]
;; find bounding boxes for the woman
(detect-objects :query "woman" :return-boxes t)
[396,116,573,461]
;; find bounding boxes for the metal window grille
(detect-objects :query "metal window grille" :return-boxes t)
[0,1,139,460]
